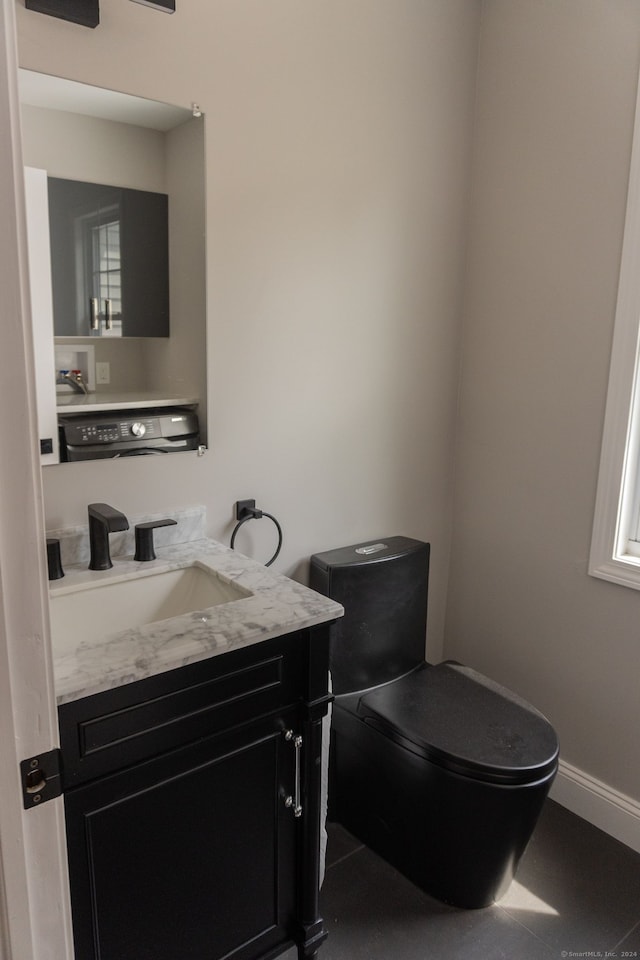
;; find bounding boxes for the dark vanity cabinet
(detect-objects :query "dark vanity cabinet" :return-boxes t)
[57,627,332,960]
[48,176,169,338]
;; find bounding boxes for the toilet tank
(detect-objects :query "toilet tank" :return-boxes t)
[309,537,429,694]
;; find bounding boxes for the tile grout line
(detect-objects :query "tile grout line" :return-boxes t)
[495,902,559,954]
[611,917,640,952]
[325,845,366,873]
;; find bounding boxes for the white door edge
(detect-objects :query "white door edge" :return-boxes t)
[0,2,74,957]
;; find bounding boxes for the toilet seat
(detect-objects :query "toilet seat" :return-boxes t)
[353,661,559,786]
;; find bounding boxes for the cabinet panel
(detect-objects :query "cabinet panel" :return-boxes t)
[64,714,297,960]
[48,176,169,338]
[59,633,305,788]
[120,187,169,336]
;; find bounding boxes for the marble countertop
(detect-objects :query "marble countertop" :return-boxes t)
[50,538,343,705]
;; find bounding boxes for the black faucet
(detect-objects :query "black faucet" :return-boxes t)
[88,503,129,571]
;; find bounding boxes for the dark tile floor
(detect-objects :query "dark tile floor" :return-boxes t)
[320,800,640,960]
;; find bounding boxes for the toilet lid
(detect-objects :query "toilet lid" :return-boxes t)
[356,662,559,785]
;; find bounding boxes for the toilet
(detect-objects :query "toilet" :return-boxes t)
[310,537,559,909]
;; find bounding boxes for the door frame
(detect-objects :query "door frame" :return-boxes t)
[0,2,73,957]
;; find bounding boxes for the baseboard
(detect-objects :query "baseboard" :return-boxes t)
[549,759,640,854]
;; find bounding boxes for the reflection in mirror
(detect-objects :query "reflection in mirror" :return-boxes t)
[48,176,169,338]
[18,70,207,463]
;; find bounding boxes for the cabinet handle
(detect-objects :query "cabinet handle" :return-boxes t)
[89,297,99,331]
[104,298,113,331]
[284,729,303,818]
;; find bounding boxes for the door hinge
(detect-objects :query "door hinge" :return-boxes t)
[20,749,63,809]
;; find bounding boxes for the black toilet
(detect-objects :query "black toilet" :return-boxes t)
[310,537,559,909]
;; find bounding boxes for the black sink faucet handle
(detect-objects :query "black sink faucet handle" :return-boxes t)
[46,538,65,580]
[134,518,178,562]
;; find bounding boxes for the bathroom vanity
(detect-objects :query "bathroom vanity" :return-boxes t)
[49,530,342,960]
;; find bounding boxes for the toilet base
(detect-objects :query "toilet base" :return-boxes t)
[329,702,556,909]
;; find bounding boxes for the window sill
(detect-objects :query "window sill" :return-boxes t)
[589,554,640,591]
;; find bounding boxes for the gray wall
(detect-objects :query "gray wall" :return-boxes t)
[446,0,640,803]
[18,0,481,664]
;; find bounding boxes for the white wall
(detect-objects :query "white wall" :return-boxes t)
[17,0,481,662]
[20,104,167,190]
[447,0,640,807]
[145,116,207,417]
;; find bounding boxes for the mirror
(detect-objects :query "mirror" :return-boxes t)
[19,69,207,460]
[48,176,169,338]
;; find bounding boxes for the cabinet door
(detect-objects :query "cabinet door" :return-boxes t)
[63,712,298,960]
[48,176,169,338]
[48,177,113,336]
[119,187,169,337]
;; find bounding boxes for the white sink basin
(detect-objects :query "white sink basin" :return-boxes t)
[49,564,251,653]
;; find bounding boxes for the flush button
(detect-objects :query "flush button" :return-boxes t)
[355,543,388,555]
